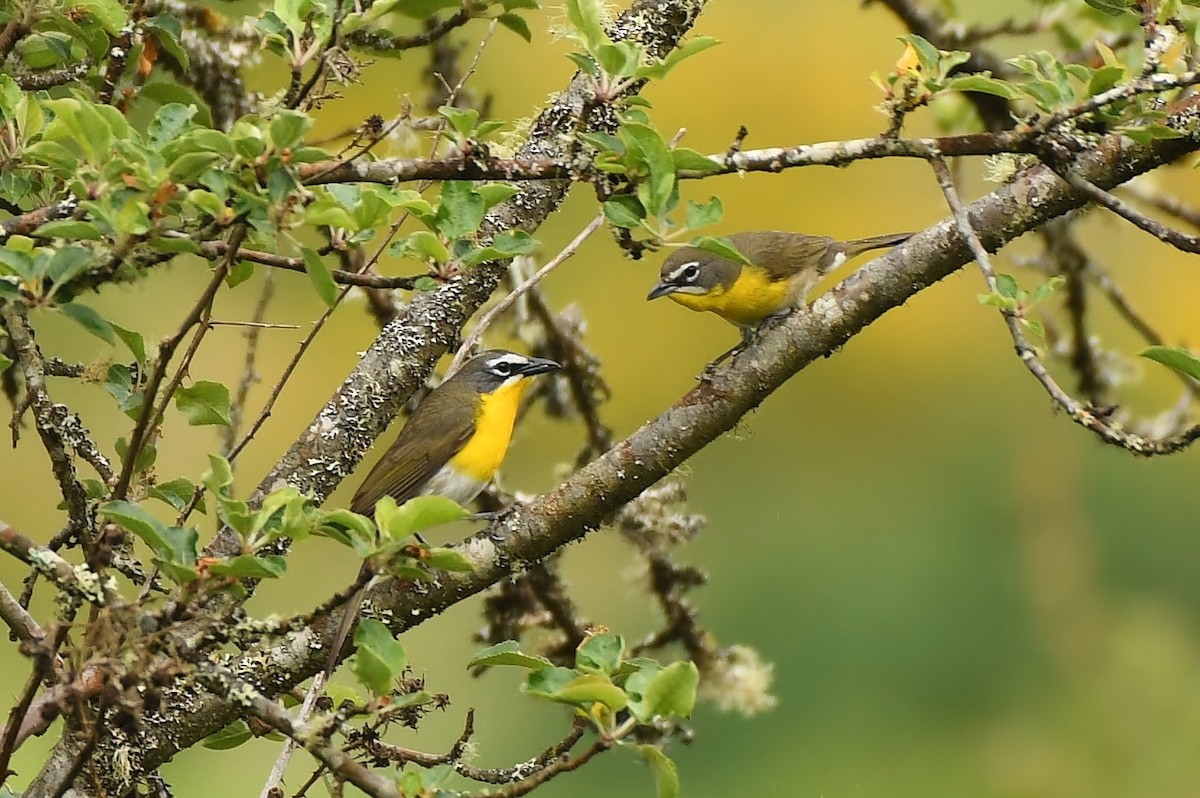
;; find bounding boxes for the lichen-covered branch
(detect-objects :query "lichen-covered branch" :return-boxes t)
[26,89,1200,798]
[205,0,712,558]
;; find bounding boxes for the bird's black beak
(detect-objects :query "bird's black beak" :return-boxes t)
[647,281,676,301]
[517,356,561,376]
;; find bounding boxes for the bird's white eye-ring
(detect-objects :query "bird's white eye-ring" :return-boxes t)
[682,263,701,282]
[491,361,514,377]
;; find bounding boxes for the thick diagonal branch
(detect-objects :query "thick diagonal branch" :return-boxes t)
[205,0,711,558]
[28,94,1200,798]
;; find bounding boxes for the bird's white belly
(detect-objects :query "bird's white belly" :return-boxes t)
[422,465,488,506]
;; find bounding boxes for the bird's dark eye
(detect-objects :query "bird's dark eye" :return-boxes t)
[491,361,513,377]
[682,264,700,282]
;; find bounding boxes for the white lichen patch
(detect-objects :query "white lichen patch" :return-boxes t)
[461,535,497,568]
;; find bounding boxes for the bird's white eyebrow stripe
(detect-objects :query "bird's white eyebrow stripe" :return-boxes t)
[666,260,701,282]
[485,353,529,370]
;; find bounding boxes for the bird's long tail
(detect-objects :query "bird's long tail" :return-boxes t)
[839,231,912,258]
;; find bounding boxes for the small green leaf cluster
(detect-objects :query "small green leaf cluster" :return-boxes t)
[0,89,333,300]
[302,179,533,283]
[377,180,534,277]
[978,273,1065,339]
[5,0,129,72]
[469,633,697,797]
[563,0,717,101]
[91,453,472,590]
[879,31,1193,143]
[258,0,540,60]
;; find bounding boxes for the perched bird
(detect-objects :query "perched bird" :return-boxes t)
[328,349,560,671]
[350,349,561,514]
[647,229,911,362]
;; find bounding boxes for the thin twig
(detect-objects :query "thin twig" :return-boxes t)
[226,272,277,455]
[195,666,398,798]
[111,228,242,501]
[0,579,43,643]
[1050,163,1200,253]
[449,211,605,373]
[929,151,1200,454]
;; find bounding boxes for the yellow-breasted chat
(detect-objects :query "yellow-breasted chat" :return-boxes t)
[647,230,911,361]
[350,349,560,514]
[328,349,560,671]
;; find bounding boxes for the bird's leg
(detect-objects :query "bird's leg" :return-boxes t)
[698,328,755,381]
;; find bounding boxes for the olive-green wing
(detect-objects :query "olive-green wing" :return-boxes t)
[729,231,837,280]
[349,392,475,514]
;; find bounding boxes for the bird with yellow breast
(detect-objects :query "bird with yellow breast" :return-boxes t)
[328,349,560,670]
[648,229,911,365]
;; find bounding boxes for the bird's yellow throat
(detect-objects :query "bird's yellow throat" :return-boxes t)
[449,378,528,480]
[667,266,790,327]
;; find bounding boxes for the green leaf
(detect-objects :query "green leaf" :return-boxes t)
[467,640,554,670]
[898,33,941,74]
[685,197,723,231]
[100,500,198,567]
[435,181,486,240]
[437,105,478,137]
[104,365,142,416]
[690,235,752,266]
[1083,0,1134,15]
[148,102,198,149]
[70,0,128,35]
[208,554,287,580]
[59,302,114,343]
[269,109,312,151]
[395,0,462,18]
[0,247,35,279]
[576,632,624,675]
[424,546,474,572]
[521,666,580,699]
[638,35,720,81]
[671,147,722,175]
[477,183,519,210]
[497,12,532,42]
[202,453,234,497]
[111,324,147,366]
[639,746,680,798]
[566,51,598,77]
[1141,345,1200,381]
[31,220,102,240]
[376,495,468,541]
[145,14,191,72]
[353,618,407,696]
[168,151,221,182]
[301,247,339,307]
[202,720,253,750]
[944,74,1021,99]
[628,660,698,721]
[604,196,644,228]
[149,477,204,513]
[621,123,675,216]
[23,140,78,173]
[0,354,11,373]
[597,41,641,78]
[1087,65,1126,96]
[175,380,231,426]
[995,273,1019,299]
[46,246,94,288]
[553,673,627,711]
[565,0,606,52]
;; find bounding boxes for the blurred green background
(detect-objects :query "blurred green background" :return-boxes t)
[6,1,1200,796]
